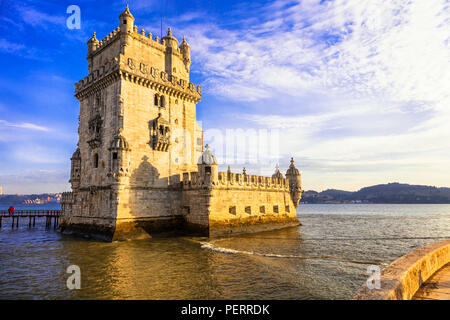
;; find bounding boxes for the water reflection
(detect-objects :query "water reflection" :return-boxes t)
[0,204,449,299]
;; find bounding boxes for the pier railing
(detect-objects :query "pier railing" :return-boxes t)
[0,210,61,229]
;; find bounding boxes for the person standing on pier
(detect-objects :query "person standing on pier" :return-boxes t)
[8,206,14,215]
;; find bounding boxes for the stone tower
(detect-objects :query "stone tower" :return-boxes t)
[60,6,203,240]
[60,6,303,241]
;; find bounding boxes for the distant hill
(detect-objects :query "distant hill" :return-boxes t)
[302,183,450,204]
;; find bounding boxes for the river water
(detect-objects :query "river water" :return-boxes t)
[0,204,449,299]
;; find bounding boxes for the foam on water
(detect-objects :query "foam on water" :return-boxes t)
[199,241,388,265]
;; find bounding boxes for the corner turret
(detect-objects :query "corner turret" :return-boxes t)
[272,164,284,179]
[179,36,191,72]
[108,129,131,180]
[162,28,178,48]
[70,148,81,190]
[119,4,134,34]
[198,144,218,184]
[285,158,302,207]
[87,32,99,56]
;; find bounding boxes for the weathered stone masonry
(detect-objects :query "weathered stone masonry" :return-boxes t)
[60,6,303,241]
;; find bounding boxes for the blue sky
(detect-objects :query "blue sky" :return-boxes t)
[0,0,449,194]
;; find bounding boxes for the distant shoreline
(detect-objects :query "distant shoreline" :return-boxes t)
[0,193,61,206]
[2,182,450,205]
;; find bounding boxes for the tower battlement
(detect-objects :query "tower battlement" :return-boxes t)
[181,171,289,190]
[87,26,189,60]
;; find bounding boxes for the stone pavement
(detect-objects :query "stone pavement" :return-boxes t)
[413,263,450,300]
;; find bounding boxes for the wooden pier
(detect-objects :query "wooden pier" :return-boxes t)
[0,210,61,229]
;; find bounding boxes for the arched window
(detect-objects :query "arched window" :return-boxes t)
[112,152,118,171]
[154,94,159,106]
[159,95,165,108]
[93,153,99,168]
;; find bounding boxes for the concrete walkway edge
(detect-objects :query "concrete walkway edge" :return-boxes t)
[353,239,450,300]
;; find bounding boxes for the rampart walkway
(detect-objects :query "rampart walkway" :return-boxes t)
[354,239,450,300]
[413,263,450,300]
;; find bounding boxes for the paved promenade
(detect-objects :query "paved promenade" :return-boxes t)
[413,263,450,300]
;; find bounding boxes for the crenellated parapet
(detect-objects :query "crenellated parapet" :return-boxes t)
[181,146,294,191]
[88,24,174,57]
[74,53,201,102]
[81,6,196,102]
[217,172,289,190]
[87,28,121,57]
[75,57,120,99]
[61,192,74,204]
[181,170,289,191]
[119,56,201,102]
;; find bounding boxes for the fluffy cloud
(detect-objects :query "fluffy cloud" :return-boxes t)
[187,0,449,104]
[0,120,50,132]
[181,0,450,189]
[1,1,449,192]
[0,39,25,53]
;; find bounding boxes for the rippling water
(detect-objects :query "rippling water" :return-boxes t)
[0,204,449,299]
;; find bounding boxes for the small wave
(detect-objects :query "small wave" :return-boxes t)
[200,242,386,265]
[211,236,450,242]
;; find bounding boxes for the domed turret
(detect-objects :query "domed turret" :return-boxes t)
[198,144,217,165]
[272,164,284,179]
[108,130,131,179]
[70,148,81,190]
[119,4,134,34]
[285,158,302,207]
[162,27,178,48]
[179,36,191,72]
[110,132,130,151]
[197,144,218,184]
[286,157,300,176]
[87,32,99,56]
[71,148,81,160]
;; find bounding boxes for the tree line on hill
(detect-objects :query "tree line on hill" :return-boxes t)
[302,183,450,204]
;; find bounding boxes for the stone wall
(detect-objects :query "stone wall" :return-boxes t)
[181,171,301,237]
[60,188,118,241]
[353,239,450,300]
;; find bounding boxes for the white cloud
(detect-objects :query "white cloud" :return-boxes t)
[17,7,66,28]
[187,0,449,106]
[0,120,50,132]
[179,0,450,189]
[0,39,25,53]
